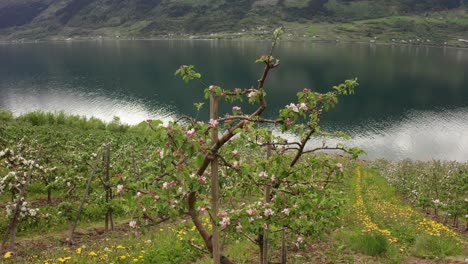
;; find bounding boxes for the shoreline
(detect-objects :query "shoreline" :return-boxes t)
[1,35,467,50]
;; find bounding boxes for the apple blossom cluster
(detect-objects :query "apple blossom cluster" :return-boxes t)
[5,200,40,219]
[0,147,53,195]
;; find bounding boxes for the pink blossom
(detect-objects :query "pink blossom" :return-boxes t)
[264,208,274,216]
[263,223,268,230]
[249,217,255,223]
[319,186,325,191]
[232,106,241,112]
[137,191,143,197]
[220,217,230,228]
[282,208,290,216]
[116,184,124,195]
[287,103,299,113]
[336,163,344,173]
[235,223,243,232]
[259,171,268,178]
[232,161,240,169]
[209,119,219,128]
[248,91,257,98]
[271,175,277,182]
[299,103,308,111]
[154,195,160,201]
[303,88,311,92]
[232,149,239,156]
[247,208,256,216]
[297,236,304,244]
[217,212,228,217]
[186,128,196,138]
[129,220,137,229]
[197,176,207,184]
[162,182,169,190]
[209,85,216,91]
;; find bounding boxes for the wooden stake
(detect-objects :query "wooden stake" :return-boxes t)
[210,95,220,264]
[262,131,272,264]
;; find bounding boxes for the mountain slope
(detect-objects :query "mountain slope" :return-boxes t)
[0,0,467,45]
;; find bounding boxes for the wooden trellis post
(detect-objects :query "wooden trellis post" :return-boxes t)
[210,95,220,264]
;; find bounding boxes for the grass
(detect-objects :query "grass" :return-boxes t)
[337,167,466,263]
[195,240,255,264]
[1,111,466,263]
[3,221,202,264]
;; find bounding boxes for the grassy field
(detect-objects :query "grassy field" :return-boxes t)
[0,111,466,263]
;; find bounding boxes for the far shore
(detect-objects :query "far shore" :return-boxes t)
[1,34,468,50]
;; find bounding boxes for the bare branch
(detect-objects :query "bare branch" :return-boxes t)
[239,231,259,245]
[302,146,351,155]
[217,116,278,124]
[189,240,210,254]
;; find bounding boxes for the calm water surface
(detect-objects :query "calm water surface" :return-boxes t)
[1,40,467,160]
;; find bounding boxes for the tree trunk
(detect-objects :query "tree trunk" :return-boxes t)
[3,145,43,253]
[70,150,101,244]
[47,188,52,204]
[187,192,234,264]
[258,232,265,264]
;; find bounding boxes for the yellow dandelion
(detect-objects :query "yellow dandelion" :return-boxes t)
[76,248,82,255]
[4,252,12,259]
[57,256,71,263]
[88,251,98,257]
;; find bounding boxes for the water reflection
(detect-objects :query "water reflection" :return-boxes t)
[313,109,468,161]
[0,40,467,160]
[0,85,174,125]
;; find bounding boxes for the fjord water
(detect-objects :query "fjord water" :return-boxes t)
[1,40,467,160]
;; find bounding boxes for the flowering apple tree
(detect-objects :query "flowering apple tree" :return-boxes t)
[123,28,363,263]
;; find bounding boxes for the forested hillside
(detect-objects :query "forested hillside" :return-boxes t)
[0,0,467,45]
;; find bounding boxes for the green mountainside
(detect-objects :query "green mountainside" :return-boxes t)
[0,0,467,45]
